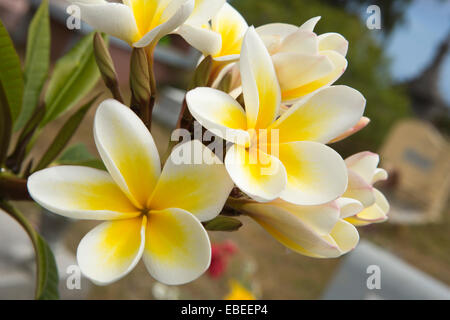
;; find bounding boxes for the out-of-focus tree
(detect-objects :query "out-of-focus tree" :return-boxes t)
[232,0,411,154]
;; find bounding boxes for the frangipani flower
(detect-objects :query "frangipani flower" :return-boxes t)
[231,198,359,258]
[179,2,248,61]
[257,16,349,103]
[186,27,366,205]
[70,0,195,47]
[27,99,233,285]
[339,152,389,226]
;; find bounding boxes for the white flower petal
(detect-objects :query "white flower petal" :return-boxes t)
[241,201,345,258]
[240,27,281,129]
[336,197,364,219]
[75,2,139,44]
[270,85,366,144]
[134,0,195,47]
[345,151,380,185]
[211,2,248,58]
[176,24,221,56]
[186,87,250,145]
[186,0,225,26]
[225,144,287,202]
[329,219,359,254]
[278,30,319,55]
[277,141,348,205]
[299,16,321,32]
[94,99,161,208]
[143,208,211,285]
[318,32,348,56]
[273,52,334,92]
[343,169,376,208]
[256,23,298,53]
[149,141,234,222]
[77,216,146,285]
[27,166,140,220]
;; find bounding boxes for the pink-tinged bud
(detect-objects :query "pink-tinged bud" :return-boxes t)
[329,116,370,143]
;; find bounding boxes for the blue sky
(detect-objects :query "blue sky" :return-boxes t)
[384,0,450,104]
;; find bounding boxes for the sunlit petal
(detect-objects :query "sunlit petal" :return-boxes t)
[77,216,146,285]
[27,166,140,220]
[277,141,348,205]
[225,144,287,202]
[318,32,348,56]
[270,86,366,144]
[149,141,234,221]
[94,99,161,208]
[240,27,281,129]
[143,208,211,285]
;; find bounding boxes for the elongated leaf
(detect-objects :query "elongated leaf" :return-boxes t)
[14,0,50,131]
[56,143,106,170]
[34,95,99,172]
[0,19,24,123]
[0,201,59,300]
[0,81,12,166]
[42,33,106,126]
[203,216,243,232]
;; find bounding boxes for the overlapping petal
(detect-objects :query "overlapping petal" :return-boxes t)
[27,166,140,220]
[185,0,225,26]
[94,99,161,208]
[176,24,222,56]
[345,151,381,184]
[346,188,389,226]
[211,3,248,59]
[186,87,250,145]
[280,50,348,102]
[134,0,195,47]
[239,200,358,258]
[277,141,348,205]
[149,141,234,221]
[342,169,375,207]
[143,208,211,285]
[270,86,366,144]
[225,144,287,202]
[240,27,281,129]
[74,1,140,44]
[77,216,146,285]
[318,32,348,56]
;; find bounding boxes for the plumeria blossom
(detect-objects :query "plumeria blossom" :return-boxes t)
[27,99,233,285]
[69,0,195,47]
[339,152,390,226]
[186,27,366,205]
[257,17,349,103]
[231,198,359,258]
[180,2,248,61]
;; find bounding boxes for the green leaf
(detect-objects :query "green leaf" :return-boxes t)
[14,0,50,131]
[203,216,243,232]
[0,81,12,166]
[56,143,106,170]
[0,19,24,123]
[0,201,59,300]
[33,95,99,172]
[41,33,106,126]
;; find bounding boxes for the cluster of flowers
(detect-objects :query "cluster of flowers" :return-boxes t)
[27,0,389,286]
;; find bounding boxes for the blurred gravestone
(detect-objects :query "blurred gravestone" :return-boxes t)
[322,240,450,300]
[379,119,450,224]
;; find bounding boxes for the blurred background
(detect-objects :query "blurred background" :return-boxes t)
[0,0,449,299]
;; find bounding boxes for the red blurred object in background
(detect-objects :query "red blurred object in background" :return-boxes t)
[208,240,238,279]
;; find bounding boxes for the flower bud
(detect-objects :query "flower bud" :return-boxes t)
[130,48,151,107]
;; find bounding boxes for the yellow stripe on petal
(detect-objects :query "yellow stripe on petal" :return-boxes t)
[277,141,348,205]
[212,3,248,58]
[225,144,287,202]
[186,87,250,145]
[94,99,161,208]
[143,208,211,285]
[27,166,140,220]
[281,50,347,102]
[271,86,366,144]
[149,141,234,222]
[77,216,146,285]
[240,27,281,129]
